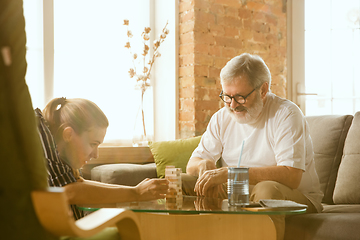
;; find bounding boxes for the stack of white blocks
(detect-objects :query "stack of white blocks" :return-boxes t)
[165,165,183,209]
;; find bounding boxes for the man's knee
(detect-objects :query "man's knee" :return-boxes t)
[250,181,288,202]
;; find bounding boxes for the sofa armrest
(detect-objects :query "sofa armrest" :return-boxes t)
[91,163,157,186]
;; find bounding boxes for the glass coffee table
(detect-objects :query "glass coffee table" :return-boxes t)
[79,196,306,240]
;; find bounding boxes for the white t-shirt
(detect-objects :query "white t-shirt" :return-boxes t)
[191,93,323,212]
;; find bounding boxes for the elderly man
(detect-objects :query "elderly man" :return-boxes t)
[184,53,323,240]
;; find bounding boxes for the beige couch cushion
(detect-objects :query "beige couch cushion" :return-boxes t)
[91,163,157,186]
[333,111,360,204]
[306,114,353,204]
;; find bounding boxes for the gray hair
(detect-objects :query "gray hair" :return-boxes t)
[220,53,271,90]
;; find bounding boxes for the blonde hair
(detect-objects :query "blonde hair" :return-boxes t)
[220,53,271,90]
[43,98,109,142]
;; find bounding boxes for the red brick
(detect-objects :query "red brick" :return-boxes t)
[264,0,279,5]
[253,12,267,21]
[194,121,209,134]
[195,87,209,99]
[194,20,209,33]
[179,66,194,77]
[180,32,194,44]
[194,65,209,76]
[194,76,207,86]
[246,2,270,13]
[239,28,252,40]
[217,16,242,28]
[195,54,214,66]
[179,87,195,99]
[179,0,194,13]
[224,7,238,17]
[179,77,195,88]
[179,121,195,130]
[266,33,278,44]
[253,31,266,43]
[243,19,252,30]
[194,0,211,11]
[194,43,210,54]
[179,21,195,34]
[205,77,217,87]
[195,77,217,87]
[179,122,196,135]
[180,98,195,111]
[214,0,242,8]
[195,100,220,111]
[213,57,229,69]
[179,43,194,55]
[208,88,222,99]
[210,4,225,15]
[222,47,237,58]
[209,45,222,57]
[179,111,195,121]
[238,8,252,19]
[214,36,242,48]
[195,111,210,122]
[270,82,287,99]
[195,10,216,25]
[269,4,285,16]
[194,32,215,45]
[209,23,226,36]
[224,26,239,38]
[252,22,270,33]
[265,14,278,26]
[180,54,195,66]
[180,9,195,23]
[209,66,221,79]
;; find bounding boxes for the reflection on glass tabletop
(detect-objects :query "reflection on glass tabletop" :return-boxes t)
[78,196,306,215]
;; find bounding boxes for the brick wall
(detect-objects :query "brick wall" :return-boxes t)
[179,0,287,138]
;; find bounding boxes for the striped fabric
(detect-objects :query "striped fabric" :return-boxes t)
[35,108,84,220]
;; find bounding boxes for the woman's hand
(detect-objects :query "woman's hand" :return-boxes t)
[134,178,169,201]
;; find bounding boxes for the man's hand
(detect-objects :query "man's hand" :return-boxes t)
[194,167,227,197]
[186,157,227,197]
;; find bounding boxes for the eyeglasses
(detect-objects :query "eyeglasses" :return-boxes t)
[219,88,257,104]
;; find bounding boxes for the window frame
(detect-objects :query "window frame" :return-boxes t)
[287,0,306,112]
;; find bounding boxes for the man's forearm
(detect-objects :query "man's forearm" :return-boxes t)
[186,157,202,176]
[248,166,303,189]
[186,157,217,177]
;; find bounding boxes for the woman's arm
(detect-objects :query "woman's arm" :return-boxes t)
[64,178,169,205]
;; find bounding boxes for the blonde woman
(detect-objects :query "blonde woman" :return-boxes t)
[36,97,168,219]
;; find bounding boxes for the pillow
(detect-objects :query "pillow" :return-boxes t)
[149,136,201,178]
[306,114,353,204]
[333,111,360,204]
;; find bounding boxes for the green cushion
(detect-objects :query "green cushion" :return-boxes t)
[149,136,201,178]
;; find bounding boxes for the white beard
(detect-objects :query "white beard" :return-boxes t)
[226,92,264,124]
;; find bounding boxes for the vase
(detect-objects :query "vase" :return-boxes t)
[132,88,150,147]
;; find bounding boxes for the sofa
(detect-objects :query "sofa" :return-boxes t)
[84,112,360,240]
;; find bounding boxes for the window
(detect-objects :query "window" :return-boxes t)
[288,0,360,116]
[23,0,178,143]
